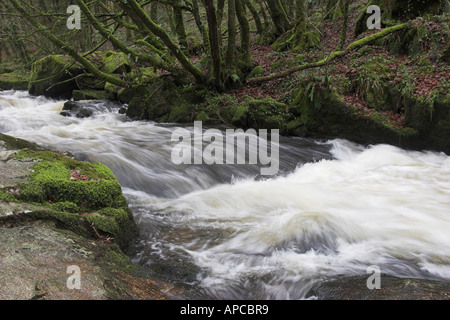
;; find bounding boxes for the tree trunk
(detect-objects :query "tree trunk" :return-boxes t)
[338,0,351,50]
[226,0,237,68]
[236,0,251,66]
[125,0,205,83]
[173,0,189,53]
[8,0,128,88]
[204,0,224,90]
[266,0,291,35]
[245,0,264,36]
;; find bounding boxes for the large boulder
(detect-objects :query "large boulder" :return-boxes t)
[0,133,183,300]
[28,55,84,99]
[61,100,121,118]
[101,51,131,75]
[288,85,450,154]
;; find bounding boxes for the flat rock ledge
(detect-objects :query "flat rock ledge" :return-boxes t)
[0,133,181,300]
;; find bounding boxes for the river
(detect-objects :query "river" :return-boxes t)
[1,90,450,299]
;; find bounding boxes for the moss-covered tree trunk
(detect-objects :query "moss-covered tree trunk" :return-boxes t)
[266,0,291,35]
[236,0,252,66]
[226,0,237,69]
[338,0,351,50]
[245,0,264,36]
[124,0,205,83]
[274,0,321,52]
[192,0,210,52]
[204,0,224,90]
[173,0,189,53]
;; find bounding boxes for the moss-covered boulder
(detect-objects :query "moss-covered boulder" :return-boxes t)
[125,77,206,123]
[101,51,131,75]
[72,89,111,101]
[404,95,450,153]
[28,55,84,99]
[76,74,107,90]
[0,71,29,90]
[289,86,420,148]
[0,134,183,300]
[244,97,290,133]
[0,134,137,247]
[10,148,135,246]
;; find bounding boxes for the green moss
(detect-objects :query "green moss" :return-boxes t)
[0,71,29,90]
[15,150,125,210]
[102,51,131,74]
[49,201,80,213]
[0,189,18,202]
[195,110,218,125]
[168,104,195,123]
[231,105,249,127]
[28,55,83,98]
[0,134,44,151]
[246,66,264,80]
[246,97,289,130]
[83,207,136,246]
[100,245,137,271]
[72,89,111,101]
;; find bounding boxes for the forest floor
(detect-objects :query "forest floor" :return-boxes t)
[230,10,449,132]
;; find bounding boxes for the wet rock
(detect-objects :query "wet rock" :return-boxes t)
[0,158,34,188]
[61,100,121,118]
[28,55,84,99]
[0,133,181,300]
[72,89,111,101]
[308,275,450,300]
[0,226,180,300]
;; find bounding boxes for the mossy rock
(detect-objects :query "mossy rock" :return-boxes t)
[28,55,84,99]
[126,67,158,86]
[126,77,194,122]
[245,66,264,80]
[195,110,219,125]
[15,150,126,210]
[0,134,137,247]
[11,149,135,246]
[0,71,29,90]
[246,97,289,132]
[72,89,111,101]
[101,51,131,74]
[404,95,450,154]
[168,104,195,123]
[231,105,249,128]
[0,133,44,151]
[76,74,107,90]
[289,85,421,148]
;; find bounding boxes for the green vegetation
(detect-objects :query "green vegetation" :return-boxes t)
[0,145,137,247]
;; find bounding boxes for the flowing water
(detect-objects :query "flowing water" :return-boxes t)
[1,90,450,299]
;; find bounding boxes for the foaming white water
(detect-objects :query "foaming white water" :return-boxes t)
[130,141,450,299]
